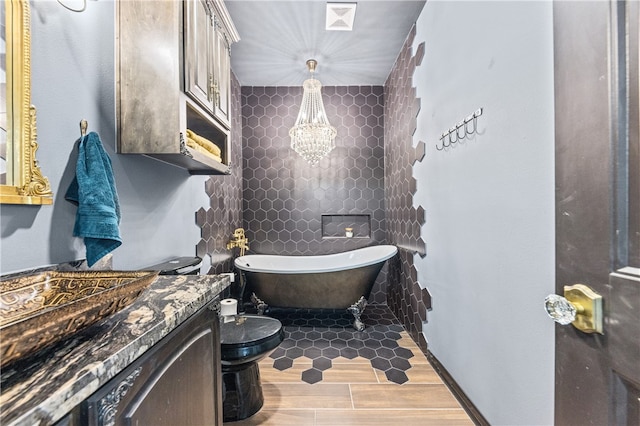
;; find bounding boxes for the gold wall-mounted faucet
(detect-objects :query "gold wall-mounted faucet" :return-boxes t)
[226,228,249,256]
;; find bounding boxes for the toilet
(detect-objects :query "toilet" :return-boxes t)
[145,258,283,422]
[219,314,284,422]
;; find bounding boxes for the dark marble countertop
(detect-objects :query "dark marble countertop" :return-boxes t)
[0,274,230,426]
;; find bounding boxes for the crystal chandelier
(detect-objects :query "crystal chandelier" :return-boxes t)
[289,59,337,166]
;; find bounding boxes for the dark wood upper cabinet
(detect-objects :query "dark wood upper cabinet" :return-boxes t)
[116,0,239,175]
[184,0,233,129]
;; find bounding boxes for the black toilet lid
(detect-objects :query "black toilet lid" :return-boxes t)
[220,315,284,362]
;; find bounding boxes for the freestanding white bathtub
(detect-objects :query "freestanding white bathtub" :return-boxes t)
[234,245,397,330]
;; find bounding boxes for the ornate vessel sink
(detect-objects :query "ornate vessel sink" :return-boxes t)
[0,270,158,367]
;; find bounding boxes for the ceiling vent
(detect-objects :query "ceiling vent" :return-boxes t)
[326,3,357,31]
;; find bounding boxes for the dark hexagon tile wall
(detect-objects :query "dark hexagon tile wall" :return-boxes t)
[384,25,431,351]
[241,86,389,303]
[195,72,244,275]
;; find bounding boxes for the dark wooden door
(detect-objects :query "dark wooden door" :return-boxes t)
[554,1,640,425]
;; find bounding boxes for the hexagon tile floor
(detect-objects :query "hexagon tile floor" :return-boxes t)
[264,305,418,385]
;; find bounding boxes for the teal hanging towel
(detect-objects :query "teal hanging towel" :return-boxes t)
[65,132,122,266]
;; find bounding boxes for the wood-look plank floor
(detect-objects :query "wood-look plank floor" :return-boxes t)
[225,331,474,425]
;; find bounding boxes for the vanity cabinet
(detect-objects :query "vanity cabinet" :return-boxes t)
[116,0,238,175]
[76,301,222,426]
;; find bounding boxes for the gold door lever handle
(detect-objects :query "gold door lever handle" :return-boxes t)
[544,284,603,334]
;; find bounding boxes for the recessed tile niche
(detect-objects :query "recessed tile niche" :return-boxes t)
[321,214,370,238]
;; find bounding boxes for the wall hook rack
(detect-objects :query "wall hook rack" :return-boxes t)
[436,108,483,151]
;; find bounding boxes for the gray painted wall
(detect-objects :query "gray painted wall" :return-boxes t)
[1,1,210,273]
[412,2,555,424]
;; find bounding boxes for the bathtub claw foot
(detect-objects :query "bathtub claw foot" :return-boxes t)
[348,296,368,331]
[250,293,268,315]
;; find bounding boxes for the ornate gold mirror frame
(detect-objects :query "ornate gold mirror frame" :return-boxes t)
[0,0,52,205]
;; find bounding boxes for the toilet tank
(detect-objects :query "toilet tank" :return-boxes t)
[145,257,202,275]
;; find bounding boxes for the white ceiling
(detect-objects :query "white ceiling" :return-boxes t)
[225,0,426,87]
